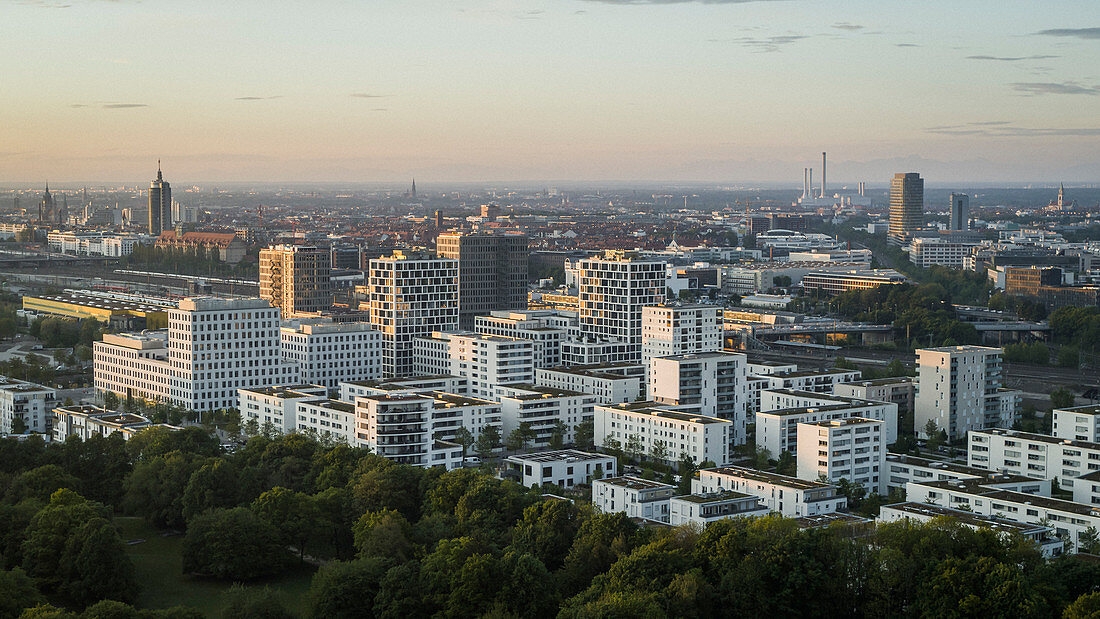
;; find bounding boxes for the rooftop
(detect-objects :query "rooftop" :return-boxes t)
[240,384,327,399]
[974,428,1100,451]
[793,512,872,529]
[1056,405,1100,416]
[507,449,612,464]
[601,402,729,425]
[703,465,834,490]
[24,292,172,314]
[882,502,1051,535]
[673,490,757,505]
[500,384,588,400]
[598,476,675,491]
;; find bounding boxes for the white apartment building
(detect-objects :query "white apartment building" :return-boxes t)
[339,375,470,401]
[281,319,382,390]
[238,385,328,433]
[878,502,1064,558]
[564,251,666,365]
[692,466,847,517]
[915,346,1020,440]
[757,390,898,455]
[496,385,595,447]
[591,476,675,522]
[535,364,644,405]
[594,401,732,465]
[0,378,57,435]
[369,251,459,378]
[1052,405,1100,442]
[1073,471,1100,507]
[48,231,144,257]
[649,352,749,446]
[969,428,1100,492]
[796,418,887,494]
[908,237,977,268]
[354,393,464,469]
[474,309,577,368]
[52,405,161,442]
[669,492,769,527]
[293,398,357,444]
[788,248,873,264]
[883,452,1022,494]
[503,449,616,488]
[761,369,861,394]
[905,475,1100,554]
[641,305,722,373]
[95,297,298,412]
[834,377,916,414]
[414,331,535,400]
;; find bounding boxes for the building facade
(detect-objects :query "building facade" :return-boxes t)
[436,231,529,329]
[915,346,1020,440]
[594,401,732,465]
[260,245,334,318]
[280,319,382,389]
[888,172,924,245]
[413,331,535,400]
[649,352,749,446]
[692,466,846,518]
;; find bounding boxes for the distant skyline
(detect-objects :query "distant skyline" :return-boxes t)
[3,0,1099,183]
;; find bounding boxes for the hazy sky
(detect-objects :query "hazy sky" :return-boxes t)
[3,0,1099,183]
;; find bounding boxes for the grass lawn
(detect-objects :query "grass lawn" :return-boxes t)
[114,517,316,617]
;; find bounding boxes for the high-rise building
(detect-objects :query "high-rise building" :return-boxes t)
[413,331,534,400]
[148,162,171,235]
[649,351,749,445]
[435,231,528,329]
[369,250,459,378]
[888,172,923,245]
[260,245,334,318]
[914,346,1021,440]
[948,193,970,231]
[641,304,722,373]
[563,251,666,365]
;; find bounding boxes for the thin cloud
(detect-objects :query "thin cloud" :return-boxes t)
[895,43,920,48]
[831,22,864,31]
[1035,27,1100,40]
[235,96,282,101]
[1012,82,1099,96]
[350,93,393,99]
[967,54,1059,62]
[926,122,1100,137]
[709,34,809,53]
[578,0,790,4]
[71,102,149,109]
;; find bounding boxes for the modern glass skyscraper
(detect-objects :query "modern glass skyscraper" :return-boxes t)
[148,161,171,235]
[888,172,923,245]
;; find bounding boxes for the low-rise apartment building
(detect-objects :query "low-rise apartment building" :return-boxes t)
[834,377,915,414]
[595,401,732,465]
[414,331,535,400]
[692,466,847,517]
[650,351,749,446]
[503,449,616,488]
[756,390,898,455]
[878,502,1063,557]
[474,309,576,369]
[281,319,382,389]
[969,428,1100,492]
[1052,405,1100,442]
[52,405,157,441]
[669,492,769,527]
[0,378,57,435]
[535,364,644,405]
[591,476,675,522]
[797,418,887,494]
[496,385,595,447]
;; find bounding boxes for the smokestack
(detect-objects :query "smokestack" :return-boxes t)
[808,169,813,201]
[802,168,809,200]
[820,151,827,199]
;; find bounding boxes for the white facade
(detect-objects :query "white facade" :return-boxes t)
[649,352,749,446]
[594,401,732,465]
[796,418,887,494]
[414,331,535,400]
[757,390,898,455]
[566,251,666,365]
[915,346,1019,440]
[878,502,1063,558]
[369,251,459,378]
[641,305,722,373]
[52,406,161,442]
[354,394,464,469]
[908,237,977,268]
[94,297,298,412]
[339,375,470,401]
[591,476,675,522]
[238,385,328,434]
[0,378,57,435]
[535,364,644,405]
[761,369,860,394]
[883,452,1015,494]
[692,466,847,518]
[969,428,1100,492]
[496,385,595,447]
[293,398,357,444]
[669,492,769,527]
[281,319,382,390]
[48,231,144,257]
[1052,405,1100,442]
[504,449,616,488]
[1072,471,1100,507]
[474,309,576,368]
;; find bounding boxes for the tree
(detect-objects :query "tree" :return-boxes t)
[475,425,501,459]
[548,420,568,450]
[352,509,413,562]
[181,508,290,580]
[1079,526,1100,555]
[506,423,535,454]
[573,420,595,451]
[220,585,295,619]
[11,416,28,434]
[1051,387,1075,410]
[509,500,581,570]
[677,452,697,495]
[775,450,796,476]
[102,392,119,411]
[306,557,390,619]
[453,427,475,457]
[1064,592,1100,619]
[251,487,318,561]
[180,459,240,522]
[0,567,44,619]
[650,440,669,464]
[623,434,643,464]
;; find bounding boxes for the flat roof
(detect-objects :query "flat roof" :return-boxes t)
[772,369,859,379]
[240,384,326,399]
[24,292,171,314]
[703,465,834,490]
[501,384,588,400]
[793,512,871,529]
[433,392,498,408]
[603,402,729,424]
[882,501,1049,535]
[758,402,879,418]
[598,476,675,491]
[673,491,756,504]
[885,453,996,478]
[804,417,883,428]
[1057,405,1100,416]
[507,449,611,463]
[844,377,914,387]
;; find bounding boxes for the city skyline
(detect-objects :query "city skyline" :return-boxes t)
[3,1,1099,183]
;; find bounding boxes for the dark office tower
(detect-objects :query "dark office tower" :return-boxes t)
[436,231,528,329]
[888,172,923,246]
[949,193,970,231]
[148,161,172,235]
[434,210,443,228]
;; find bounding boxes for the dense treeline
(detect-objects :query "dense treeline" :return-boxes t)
[3,430,1100,617]
[828,283,981,347]
[122,245,258,278]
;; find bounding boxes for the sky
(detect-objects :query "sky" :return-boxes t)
[2,0,1099,184]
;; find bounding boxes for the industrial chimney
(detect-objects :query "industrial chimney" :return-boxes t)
[820,151,827,199]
